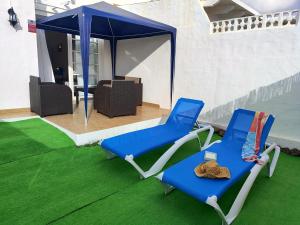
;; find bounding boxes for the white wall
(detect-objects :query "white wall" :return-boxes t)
[116,0,300,148]
[100,40,113,80]
[100,36,171,108]
[0,0,38,110]
[116,36,171,109]
[240,0,300,14]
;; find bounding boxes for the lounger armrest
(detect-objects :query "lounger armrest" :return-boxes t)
[261,143,281,177]
[262,143,279,155]
[189,123,215,149]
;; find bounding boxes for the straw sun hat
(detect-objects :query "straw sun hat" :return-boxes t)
[194,160,231,179]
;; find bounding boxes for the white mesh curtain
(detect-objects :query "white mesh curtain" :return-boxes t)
[36,29,55,82]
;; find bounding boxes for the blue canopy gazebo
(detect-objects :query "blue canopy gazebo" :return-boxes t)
[37,1,176,121]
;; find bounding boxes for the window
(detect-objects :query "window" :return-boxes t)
[72,35,100,87]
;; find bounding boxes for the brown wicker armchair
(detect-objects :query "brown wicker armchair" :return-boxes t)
[94,80,137,117]
[29,76,73,117]
[115,76,143,106]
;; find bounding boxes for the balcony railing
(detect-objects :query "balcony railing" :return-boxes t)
[210,10,300,34]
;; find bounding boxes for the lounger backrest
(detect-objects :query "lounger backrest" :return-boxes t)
[223,109,275,152]
[166,98,204,131]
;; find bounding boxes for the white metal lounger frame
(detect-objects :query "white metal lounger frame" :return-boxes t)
[101,123,214,179]
[156,141,281,225]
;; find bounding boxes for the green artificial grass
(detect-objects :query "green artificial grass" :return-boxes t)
[0,119,299,225]
[0,119,73,165]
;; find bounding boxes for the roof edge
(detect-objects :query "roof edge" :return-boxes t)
[231,0,260,15]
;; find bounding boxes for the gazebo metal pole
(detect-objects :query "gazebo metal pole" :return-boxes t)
[78,10,92,124]
[108,18,116,79]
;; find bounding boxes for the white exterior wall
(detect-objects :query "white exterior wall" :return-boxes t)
[240,0,300,14]
[0,0,38,109]
[117,0,300,148]
[116,36,171,109]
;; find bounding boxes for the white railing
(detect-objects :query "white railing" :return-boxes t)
[210,10,300,34]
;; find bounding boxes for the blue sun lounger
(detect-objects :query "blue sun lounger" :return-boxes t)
[156,109,280,225]
[100,98,214,178]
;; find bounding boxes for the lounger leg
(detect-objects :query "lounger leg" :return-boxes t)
[206,196,229,225]
[125,154,176,180]
[267,145,280,177]
[125,155,148,179]
[156,172,175,194]
[104,150,117,159]
[99,139,117,159]
[163,183,175,195]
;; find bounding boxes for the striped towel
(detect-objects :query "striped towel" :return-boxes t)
[242,112,269,163]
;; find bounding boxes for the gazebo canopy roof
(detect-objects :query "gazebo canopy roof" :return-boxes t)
[37,1,176,40]
[37,2,177,120]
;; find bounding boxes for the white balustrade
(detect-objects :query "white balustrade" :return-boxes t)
[211,10,299,34]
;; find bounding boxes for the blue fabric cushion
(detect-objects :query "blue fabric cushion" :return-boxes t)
[101,124,190,158]
[162,141,255,202]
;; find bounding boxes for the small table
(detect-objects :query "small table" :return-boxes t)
[74,86,96,105]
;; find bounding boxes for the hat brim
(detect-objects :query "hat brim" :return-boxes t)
[194,163,231,179]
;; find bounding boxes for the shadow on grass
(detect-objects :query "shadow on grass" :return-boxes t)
[0,118,74,165]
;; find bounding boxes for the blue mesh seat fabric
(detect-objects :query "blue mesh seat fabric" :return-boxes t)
[101,98,204,158]
[161,109,275,202]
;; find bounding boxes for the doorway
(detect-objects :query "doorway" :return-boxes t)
[45,31,69,84]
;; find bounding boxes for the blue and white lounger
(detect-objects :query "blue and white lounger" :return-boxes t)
[100,98,214,178]
[156,109,280,225]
